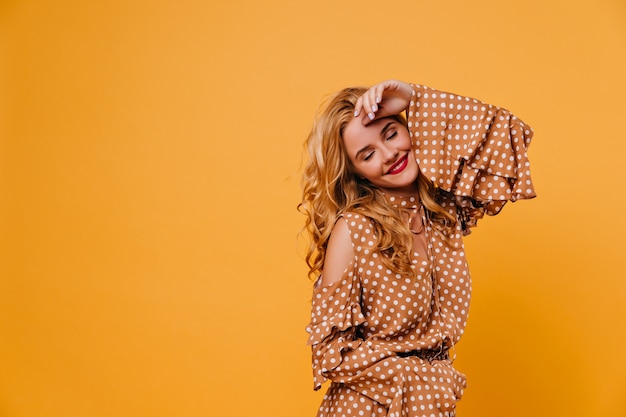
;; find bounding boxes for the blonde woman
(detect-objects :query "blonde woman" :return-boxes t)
[300,80,536,417]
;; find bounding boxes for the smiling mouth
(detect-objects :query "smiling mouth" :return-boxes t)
[386,155,408,175]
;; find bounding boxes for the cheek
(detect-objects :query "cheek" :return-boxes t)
[400,134,413,150]
[351,163,378,181]
[354,165,372,179]
[345,159,366,179]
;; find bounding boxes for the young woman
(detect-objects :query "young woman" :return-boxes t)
[300,80,535,417]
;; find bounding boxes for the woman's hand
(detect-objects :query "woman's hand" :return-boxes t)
[354,80,412,125]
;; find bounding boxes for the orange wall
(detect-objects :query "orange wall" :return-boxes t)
[1,1,625,416]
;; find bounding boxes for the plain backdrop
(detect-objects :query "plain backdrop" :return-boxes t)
[1,1,625,416]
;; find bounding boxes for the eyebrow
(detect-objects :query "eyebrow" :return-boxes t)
[354,121,395,159]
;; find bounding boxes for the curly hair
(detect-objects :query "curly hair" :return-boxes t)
[299,87,456,280]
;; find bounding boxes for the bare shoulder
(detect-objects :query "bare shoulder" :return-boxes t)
[320,218,354,286]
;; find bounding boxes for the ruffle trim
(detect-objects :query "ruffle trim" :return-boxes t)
[307,301,365,346]
[306,266,367,389]
[409,84,537,230]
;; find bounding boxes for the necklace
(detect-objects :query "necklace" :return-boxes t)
[408,205,424,234]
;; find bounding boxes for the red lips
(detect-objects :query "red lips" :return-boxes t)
[386,155,408,175]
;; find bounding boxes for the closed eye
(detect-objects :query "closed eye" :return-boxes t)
[386,131,397,141]
[363,151,375,161]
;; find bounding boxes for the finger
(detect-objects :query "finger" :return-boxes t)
[354,95,364,117]
[369,88,379,112]
[369,82,393,114]
[354,94,372,118]
[360,91,375,122]
[374,83,387,104]
[357,81,394,123]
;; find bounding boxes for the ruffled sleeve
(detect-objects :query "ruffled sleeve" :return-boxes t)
[305,263,369,390]
[408,83,536,230]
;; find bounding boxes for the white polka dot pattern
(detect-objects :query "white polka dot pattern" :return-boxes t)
[307,194,472,417]
[306,84,536,416]
[408,84,536,230]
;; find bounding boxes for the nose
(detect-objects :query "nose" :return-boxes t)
[381,143,398,163]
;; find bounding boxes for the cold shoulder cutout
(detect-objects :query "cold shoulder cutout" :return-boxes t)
[319,217,354,287]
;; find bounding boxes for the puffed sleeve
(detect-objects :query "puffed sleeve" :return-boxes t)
[408,83,536,230]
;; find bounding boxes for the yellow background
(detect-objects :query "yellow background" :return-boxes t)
[1,1,625,416]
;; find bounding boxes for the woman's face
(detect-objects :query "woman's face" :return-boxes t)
[342,115,419,194]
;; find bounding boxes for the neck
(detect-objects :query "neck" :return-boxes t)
[381,183,420,199]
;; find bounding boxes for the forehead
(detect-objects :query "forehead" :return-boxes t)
[343,116,394,148]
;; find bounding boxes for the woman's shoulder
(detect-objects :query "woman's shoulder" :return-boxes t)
[340,210,376,233]
[337,211,378,251]
[319,209,377,287]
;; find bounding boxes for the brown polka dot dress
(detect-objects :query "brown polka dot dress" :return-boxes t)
[306,84,536,417]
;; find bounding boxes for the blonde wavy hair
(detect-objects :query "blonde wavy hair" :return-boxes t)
[299,87,456,280]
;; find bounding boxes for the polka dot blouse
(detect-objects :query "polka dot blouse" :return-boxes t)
[306,83,536,417]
